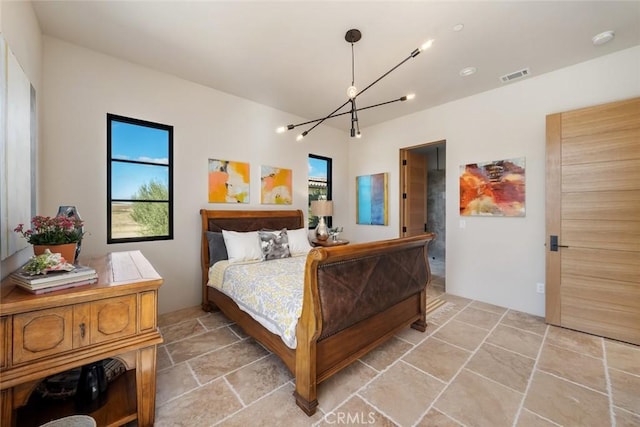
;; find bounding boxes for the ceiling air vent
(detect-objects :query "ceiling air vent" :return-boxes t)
[500,67,531,83]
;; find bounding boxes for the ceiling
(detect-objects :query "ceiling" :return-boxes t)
[31,1,640,134]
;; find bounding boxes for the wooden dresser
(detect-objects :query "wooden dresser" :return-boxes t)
[0,251,163,427]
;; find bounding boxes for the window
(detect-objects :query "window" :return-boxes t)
[107,114,173,243]
[308,154,332,229]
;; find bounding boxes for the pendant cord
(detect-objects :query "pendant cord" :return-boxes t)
[350,42,357,136]
[351,42,355,86]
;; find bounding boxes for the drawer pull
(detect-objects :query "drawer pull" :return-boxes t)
[80,323,86,339]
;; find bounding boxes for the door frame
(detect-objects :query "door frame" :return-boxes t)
[399,140,446,237]
[545,113,562,324]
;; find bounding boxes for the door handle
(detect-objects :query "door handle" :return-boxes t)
[550,235,569,252]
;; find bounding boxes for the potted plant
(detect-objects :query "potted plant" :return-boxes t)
[14,215,85,264]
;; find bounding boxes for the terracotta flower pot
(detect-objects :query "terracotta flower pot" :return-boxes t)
[33,243,78,264]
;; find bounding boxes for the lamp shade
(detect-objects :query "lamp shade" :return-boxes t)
[311,200,333,217]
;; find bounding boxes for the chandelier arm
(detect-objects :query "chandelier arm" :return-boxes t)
[285,96,410,130]
[286,109,351,129]
[356,96,408,112]
[298,98,352,137]
[354,53,415,99]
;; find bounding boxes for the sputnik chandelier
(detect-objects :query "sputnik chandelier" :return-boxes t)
[277,29,433,141]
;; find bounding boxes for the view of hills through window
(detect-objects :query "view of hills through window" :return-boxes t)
[107,114,173,243]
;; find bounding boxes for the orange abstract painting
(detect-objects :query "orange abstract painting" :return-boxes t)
[208,159,250,203]
[460,157,525,216]
[261,166,292,205]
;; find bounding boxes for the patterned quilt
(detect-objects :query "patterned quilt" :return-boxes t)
[208,255,306,349]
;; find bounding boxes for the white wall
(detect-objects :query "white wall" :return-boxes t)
[40,36,349,314]
[6,2,639,318]
[348,46,640,317]
[0,0,42,277]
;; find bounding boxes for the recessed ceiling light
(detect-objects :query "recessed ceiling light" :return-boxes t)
[459,67,476,77]
[592,30,615,46]
[453,23,464,32]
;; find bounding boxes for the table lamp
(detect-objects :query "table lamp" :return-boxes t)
[311,200,333,241]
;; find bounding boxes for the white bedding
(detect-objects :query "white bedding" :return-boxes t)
[208,255,306,349]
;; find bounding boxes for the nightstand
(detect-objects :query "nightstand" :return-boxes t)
[311,238,349,247]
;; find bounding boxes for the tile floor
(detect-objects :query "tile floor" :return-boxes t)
[153,268,639,426]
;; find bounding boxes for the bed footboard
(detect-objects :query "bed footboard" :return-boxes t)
[294,234,434,415]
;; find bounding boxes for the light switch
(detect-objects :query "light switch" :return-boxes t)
[459,219,466,229]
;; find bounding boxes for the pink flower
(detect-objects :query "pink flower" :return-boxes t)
[14,215,85,245]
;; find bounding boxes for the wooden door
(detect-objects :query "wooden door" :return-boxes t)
[400,150,427,237]
[546,97,640,345]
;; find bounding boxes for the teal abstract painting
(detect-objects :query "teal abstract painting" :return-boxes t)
[356,173,388,225]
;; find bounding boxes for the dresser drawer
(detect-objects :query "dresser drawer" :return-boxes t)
[11,294,138,364]
[13,306,74,364]
[90,294,137,345]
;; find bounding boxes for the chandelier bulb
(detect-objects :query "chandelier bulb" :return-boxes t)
[276,126,286,134]
[356,132,362,138]
[296,131,308,142]
[406,93,416,100]
[420,39,434,52]
[347,85,358,99]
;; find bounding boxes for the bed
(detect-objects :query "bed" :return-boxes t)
[200,209,435,415]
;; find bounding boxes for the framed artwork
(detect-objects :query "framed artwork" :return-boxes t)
[261,165,292,205]
[356,172,388,225]
[459,157,525,217]
[208,159,250,203]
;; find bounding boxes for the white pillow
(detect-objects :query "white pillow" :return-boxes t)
[221,230,262,263]
[287,228,313,255]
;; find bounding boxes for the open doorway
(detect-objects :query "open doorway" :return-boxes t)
[399,140,446,293]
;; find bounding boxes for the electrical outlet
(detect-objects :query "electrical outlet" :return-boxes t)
[536,283,545,294]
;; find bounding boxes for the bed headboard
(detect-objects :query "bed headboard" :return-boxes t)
[200,209,304,234]
[199,209,305,306]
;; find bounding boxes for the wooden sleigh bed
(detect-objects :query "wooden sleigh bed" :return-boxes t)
[200,209,434,415]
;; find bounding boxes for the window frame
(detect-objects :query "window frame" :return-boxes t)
[308,154,332,230]
[107,113,174,244]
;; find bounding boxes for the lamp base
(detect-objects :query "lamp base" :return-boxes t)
[315,217,329,241]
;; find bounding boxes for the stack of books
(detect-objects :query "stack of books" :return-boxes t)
[10,265,98,294]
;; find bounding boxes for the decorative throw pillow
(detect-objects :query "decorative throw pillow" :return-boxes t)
[221,230,263,263]
[258,229,291,260]
[205,231,228,267]
[287,227,313,255]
